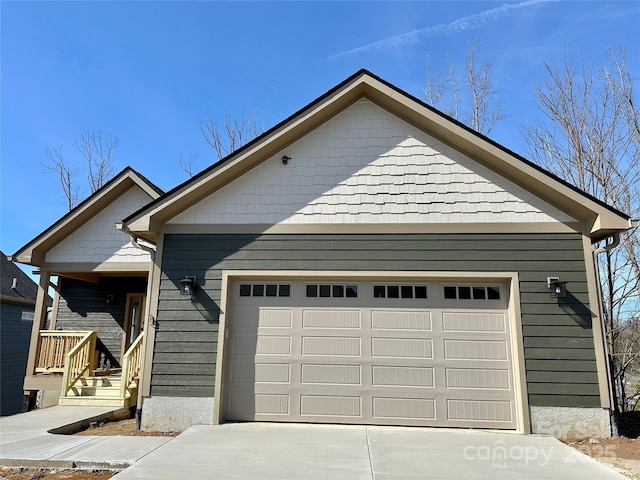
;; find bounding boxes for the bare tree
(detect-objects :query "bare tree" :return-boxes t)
[199,109,263,161]
[44,130,119,210]
[522,46,640,412]
[44,144,79,210]
[179,153,200,178]
[425,39,506,135]
[76,131,118,193]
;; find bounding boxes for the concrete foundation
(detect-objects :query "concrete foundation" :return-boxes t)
[36,390,60,409]
[529,406,612,440]
[140,396,214,432]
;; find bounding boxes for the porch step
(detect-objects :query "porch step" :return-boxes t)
[58,395,132,407]
[77,376,122,388]
[58,374,138,407]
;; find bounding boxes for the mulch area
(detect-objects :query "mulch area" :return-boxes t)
[0,467,115,480]
[72,418,178,437]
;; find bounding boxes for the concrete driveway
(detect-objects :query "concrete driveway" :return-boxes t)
[112,423,626,480]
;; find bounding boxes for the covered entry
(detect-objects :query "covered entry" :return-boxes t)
[219,274,524,430]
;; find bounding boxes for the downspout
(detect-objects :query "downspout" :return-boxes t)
[123,230,156,430]
[592,233,620,435]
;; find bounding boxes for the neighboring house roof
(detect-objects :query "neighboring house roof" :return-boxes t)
[1,251,38,305]
[121,69,632,243]
[12,167,163,266]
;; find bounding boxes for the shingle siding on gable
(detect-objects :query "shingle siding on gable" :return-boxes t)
[46,186,153,264]
[152,232,600,408]
[169,99,575,226]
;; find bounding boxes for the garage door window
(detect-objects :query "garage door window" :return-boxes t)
[444,285,501,300]
[373,285,428,299]
[239,283,291,297]
[306,284,358,298]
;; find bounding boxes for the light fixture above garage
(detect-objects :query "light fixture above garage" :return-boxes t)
[180,276,197,297]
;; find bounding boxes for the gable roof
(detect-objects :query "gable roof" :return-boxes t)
[121,70,630,242]
[12,167,163,266]
[1,251,38,305]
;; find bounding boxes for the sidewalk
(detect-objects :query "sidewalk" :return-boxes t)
[0,406,171,469]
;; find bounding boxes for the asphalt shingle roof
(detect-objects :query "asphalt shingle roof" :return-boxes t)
[0,251,38,302]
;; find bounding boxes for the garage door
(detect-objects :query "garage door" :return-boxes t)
[224,279,518,429]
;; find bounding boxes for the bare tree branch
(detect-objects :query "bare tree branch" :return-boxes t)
[44,130,119,210]
[425,38,506,135]
[179,153,200,178]
[199,109,263,161]
[44,144,79,210]
[76,130,118,193]
[522,46,640,412]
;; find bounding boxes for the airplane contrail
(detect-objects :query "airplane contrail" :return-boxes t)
[330,0,555,59]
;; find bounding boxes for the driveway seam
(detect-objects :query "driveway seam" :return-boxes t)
[365,426,375,480]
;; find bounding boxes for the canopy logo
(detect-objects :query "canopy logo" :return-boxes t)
[463,440,554,468]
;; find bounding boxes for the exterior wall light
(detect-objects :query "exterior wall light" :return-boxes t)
[281,155,291,165]
[548,277,568,298]
[180,276,197,297]
[106,295,114,304]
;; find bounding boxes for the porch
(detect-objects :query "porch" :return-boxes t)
[24,330,144,407]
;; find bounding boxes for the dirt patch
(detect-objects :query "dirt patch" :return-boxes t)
[565,410,640,478]
[568,436,640,461]
[73,418,178,437]
[567,436,640,479]
[0,467,115,480]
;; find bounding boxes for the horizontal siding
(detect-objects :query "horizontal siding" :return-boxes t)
[153,233,599,407]
[1,303,32,415]
[57,277,147,365]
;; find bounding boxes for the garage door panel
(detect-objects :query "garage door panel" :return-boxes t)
[300,395,362,417]
[372,337,434,359]
[447,399,513,423]
[445,367,510,389]
[233,307,293,328]
[301,336,361,356]
[442,312,506,332]
[302,310,360,329]
[225,279,518,430]
[371,310,432,331]
[372,397,436,420]
[231,393,290,416]
[372,366,435,387]
[231,362,291,384]
[301,364,361,385]
[232,335,292,356]
[443,339,509,361]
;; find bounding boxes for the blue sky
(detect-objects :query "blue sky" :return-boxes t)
[2,1,639,265]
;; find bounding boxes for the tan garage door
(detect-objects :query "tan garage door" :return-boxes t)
[224,279,517,429]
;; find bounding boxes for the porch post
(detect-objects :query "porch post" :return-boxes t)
[24,271,51,386]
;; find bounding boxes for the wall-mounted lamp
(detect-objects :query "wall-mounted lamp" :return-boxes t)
[281,155,291,165]
[106,295,114,304]
[179,276,197,297]
[547,277,568,298]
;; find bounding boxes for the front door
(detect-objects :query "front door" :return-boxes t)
[123,294,145,356]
